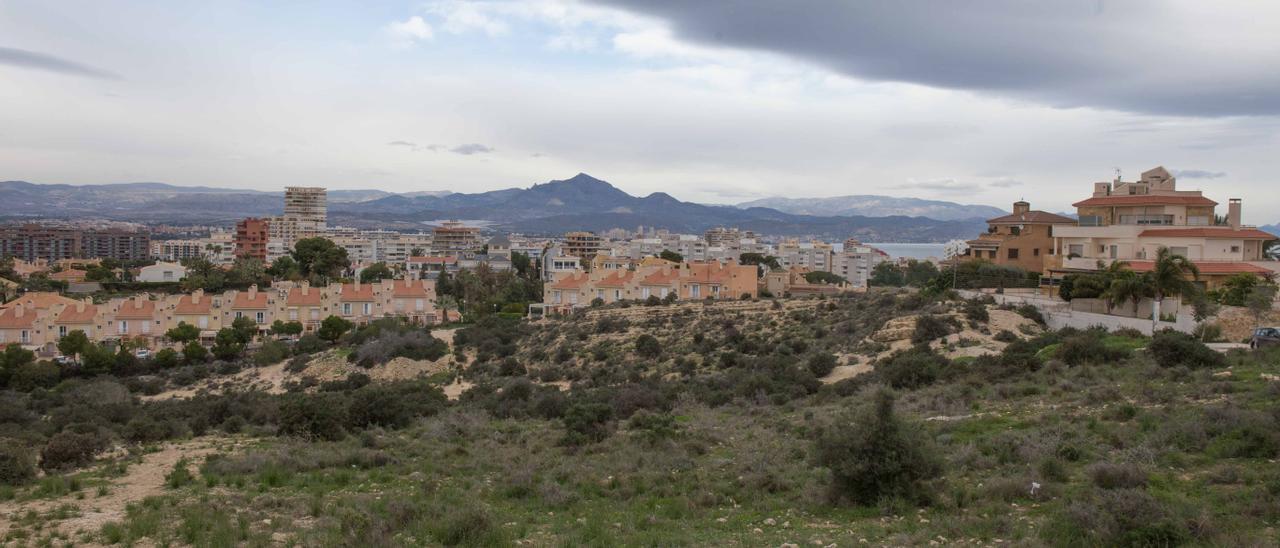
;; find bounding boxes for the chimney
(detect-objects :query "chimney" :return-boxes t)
[1228,199,1242,229]
[1012,201,1031,216]
[193,289,203,304]
[14,304,23,318]
[76,299,87,313]
[134,299,143,310]
[249,284,258,298]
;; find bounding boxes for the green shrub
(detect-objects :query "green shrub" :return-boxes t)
[877,345,949,389]
[1057,331,1131,366]
[40,431,106,472]
[812,389,942,506]
[806,353,838,377]
[911,314,952,344]
[254,340,290,366]
[634,334,662,358]
[279,393,348,441]
[1147,330,1224,369]
[152,348,180,369]
[561,402,613,446]
[165,458,195,489]
[1087,462,1148,489]
[0,443,36,486]
[963,299,990,322]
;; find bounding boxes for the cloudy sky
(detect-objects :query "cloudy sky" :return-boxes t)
[2,1,1278,221]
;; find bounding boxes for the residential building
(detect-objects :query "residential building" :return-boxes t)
[563,231,605,263]
[1048,166,1278,289]
[406,256,459,280]
[536,260,757,315]
[775,240,835,271]
[0,225,82,262]
[270,187,327,245]
[137,261,188,283]
[152,239,209,262]
[833,242,890,288]
[80,229,152,261]
[431,221,483,254]
[234,218,270,261]
[962,201,1076,273]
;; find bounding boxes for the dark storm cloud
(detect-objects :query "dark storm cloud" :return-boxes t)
[588,1,1280,117]
[0,47,119,79]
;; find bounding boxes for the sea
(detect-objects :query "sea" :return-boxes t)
[840,242,948,261]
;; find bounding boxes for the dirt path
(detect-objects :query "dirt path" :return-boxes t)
[0,438,234,543]
[821,362,872,384]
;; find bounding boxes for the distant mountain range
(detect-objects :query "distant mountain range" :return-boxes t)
[0,175,989,242]
[736,195,1007,221]
[1263,224,1280,236]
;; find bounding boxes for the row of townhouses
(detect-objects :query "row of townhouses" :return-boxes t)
[0,279,437,354]
[532,259,759,316]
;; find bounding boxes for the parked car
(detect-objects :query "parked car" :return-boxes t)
[134,348,152,359]
[1251,328,1280,349]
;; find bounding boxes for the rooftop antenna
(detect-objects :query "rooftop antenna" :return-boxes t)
[1114,167,1122,182]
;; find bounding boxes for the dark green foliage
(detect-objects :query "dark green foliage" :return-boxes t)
[1056,331,1131,366]
[1087,462,1148,489]
[813,390,942,506]
[279,393,349,441]
[165,322,200,344]
[254,340,290,366]
[658,249,683,263]
[1014,304,1045,325]
[317,315,355,343]
[963,299,990,322]
[0,444,35,486]
[803,271,847,285]
[230,316,258,344]
[359,261,394,283]
[1045,489,1189,548]
[911,314,953,344]
[153,348,180,369]
[295,334,326,354]
[8,360,60,391]
[291,237,350,282]
[1147,330,1225,369]
[634,334,662,358]
[182,341,209,364]
[877,345,949,389]
[562,402,613,446]
[806,352,838,377]
[347,382,447,429]
[211,328,244,361]
[40,431,108,472]
[57,330,91,361]
[348,330,448,368]
[269,320,304,337]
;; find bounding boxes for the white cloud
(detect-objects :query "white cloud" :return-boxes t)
[546,32,598,52]
[384,16,433,48]
[426,1,510,36]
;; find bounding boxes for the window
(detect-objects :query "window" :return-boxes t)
[1068,244,1084,257]
[1168,246,1189,258]
[198,316,208,329]
[614,289,621,300]
[20,330,29,344]
[596,289,604,299]
[59,325,67,337]
[415,299,424,311]
[142,321,151,334]
[310,308,319,320]
[1010,226,1021,236]
[552,290,562,304]
[1033,248,1040,256]
[1008,249,1019,259]
[363,303,371,315]
[641,287,650,298]
[1231,246,1241,253]
[256,311,265,323]
[118,320,128,334]
[235,311,243,319]
[289,309,298,321]
[343,303,352,315]
[691,284,701,298]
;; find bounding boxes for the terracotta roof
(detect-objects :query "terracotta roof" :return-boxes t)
[639,269,680,286]
[1,292,79,311]
[1125,261,1272,275]
[595,271,635,288]
[549,273,589,290]
[390,280,430,298]
[987,211,1077,224]
[56,303,97,324]
[173,294,212,315]
[686,263,734,284]
[339,283,376,302]
[1137,228,1277,239]
[408,256,457,264]
[1072,195,1218,208]
[287,287,323,306]
[0,307,36,329]
[49,269,87,281]
[115,299,157,319]
[231,291,270,309]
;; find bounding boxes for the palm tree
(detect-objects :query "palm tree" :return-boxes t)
[1148,247,1200,326]
[1106,271,1153,316]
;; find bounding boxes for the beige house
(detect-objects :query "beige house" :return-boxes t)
[1048,166,1277,290]
[536,260,757,316]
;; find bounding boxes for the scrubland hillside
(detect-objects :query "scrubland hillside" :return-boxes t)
[3,290,1280,546]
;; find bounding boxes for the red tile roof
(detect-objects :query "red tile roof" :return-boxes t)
[390,280,430,298]
[286,287,323,306]
[987,211,1077,224]
[1138,228,1277,239]
[173,294,212,315]
[49,269,87,281]
[339,283,376,302]
[686,263,736,284]
[639,269,680,286]
[595,271,635,288]
[408,256,457,264]
[0,307,36,329]
[115,299,157,319]
[231,291,270,309]
[1125,261,1272,275]
[1,292,79,311]
[56,303,97,324]
[1072,195,1218,208]
[549,273,589,290]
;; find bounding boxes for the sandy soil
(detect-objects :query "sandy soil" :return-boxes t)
[0,438,236,543]
[864,307,1042,361]
[821,362,872,384]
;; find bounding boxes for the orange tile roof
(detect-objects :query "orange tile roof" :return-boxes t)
[287,287,323,306]
[595,271,635,288]
[390,280,430,298]
[686,263,734,284]
[49,269,87,281]
[408,256,457,264]
[1125,261,1272,275]
[1,292,79,311]
[56,303,97,324]
[987,211,1077,224]
[231,291,270,309]
[115,299,157,319]
[1138,228,1277,239]
[339,283,376,302]
[1073,195,1217,207]
[639,269,679,286]
[0,307,36,329]
[549,273,589,290]
[173,294,212,315]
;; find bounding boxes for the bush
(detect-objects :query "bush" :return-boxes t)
[806,353,838,377]
[1045,488,1189,547]
[877,345,949,389]
[295,334,326,354]
[347,382,446,429]
[254,340,290,366]
[993,330,1019,343]
[634,334,662,359]
[152,348,180,369]
[0,444,36,486]
[279,393,348,441]
[813,390,942,506]
[348,330,448,368]
[1147,330,1224,369]
[963,299,990,322]
[1014,304,1045,325]
[40,431,107,472]
[1087,462,1148,489]
[1057,331,1131,366]
[911,315,952,344]
[561,402,613,446]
